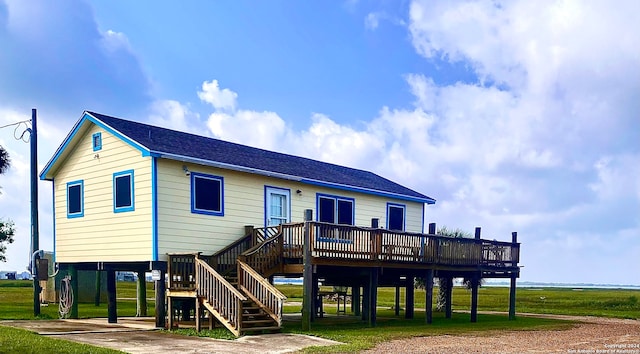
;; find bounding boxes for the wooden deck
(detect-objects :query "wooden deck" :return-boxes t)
[167,221,521,336]
[240,221,520,278]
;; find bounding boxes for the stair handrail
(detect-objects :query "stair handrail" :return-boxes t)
[241,226,283,257]
[237,259,286,326]
[209,231,255,274]
[195,257,247,336]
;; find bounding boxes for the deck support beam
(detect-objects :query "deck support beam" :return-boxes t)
[136,270,147,317]
[395,286,400,316]
[155,265,166,329]
[107,269,117,323]
[470,275,480,323]
[68,264,79,319]
[368,268,378,327]
[405,276,414,319]
[362,280,370,321]
[425,269,434,324]
[302,209,313,331]
[352,286,361,316]
[445,276,453,319]
[509,231,518,320]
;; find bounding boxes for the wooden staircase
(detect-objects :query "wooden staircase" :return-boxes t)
[167,227,286,337]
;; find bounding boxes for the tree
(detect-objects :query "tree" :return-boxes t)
[435,226,472,311]
[0,145,9,174]
[0,220,15,262]
[0,145,15,262]
[414,226,473,311]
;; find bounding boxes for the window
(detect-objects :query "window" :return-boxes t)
[67,180,84,218]
[387,203,406,231]
[265,187,290,226]
[317,194,354,242]
[113,170,134,213]
[92,132,102,151]
[317,194,354,225]
[191,172,224,216]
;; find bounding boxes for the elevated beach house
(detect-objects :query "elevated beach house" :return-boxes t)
[40,111,520,336]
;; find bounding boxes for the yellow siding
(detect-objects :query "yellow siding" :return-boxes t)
[156,159,425,259]
[54,124,152,262]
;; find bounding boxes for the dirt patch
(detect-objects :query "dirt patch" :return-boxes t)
[362,314,640,354]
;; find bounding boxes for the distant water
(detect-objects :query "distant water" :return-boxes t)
[273,277,640,290]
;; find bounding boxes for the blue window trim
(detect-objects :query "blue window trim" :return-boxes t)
[113,170,135,213]
[191,172,224,216]
[315,193,355,243]
[386,202,406,231]
[264,185,291,228]
[66,180,84,218]
[92,132,102,151]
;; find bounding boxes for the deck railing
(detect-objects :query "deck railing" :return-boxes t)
[195,257,246,337]
[273,221,519,268]
[168,253,198,290]
[209,232,254,276]
[254,226,280,244]
[240,229,283,276]
[237,260,286,326]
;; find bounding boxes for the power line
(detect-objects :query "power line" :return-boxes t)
[0,119,31,130]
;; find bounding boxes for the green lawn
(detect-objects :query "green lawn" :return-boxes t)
[1,280,638,353]
[278,284,640,319]
[0,326,124,354]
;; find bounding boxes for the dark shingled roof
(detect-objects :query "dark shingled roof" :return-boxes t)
[88,111,434,203]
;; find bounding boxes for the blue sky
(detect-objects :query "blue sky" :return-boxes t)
[1,0,638,285]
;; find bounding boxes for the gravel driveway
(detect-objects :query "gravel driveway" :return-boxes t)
[362,314,640,353]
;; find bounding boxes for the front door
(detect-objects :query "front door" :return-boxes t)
[265,187,290,226]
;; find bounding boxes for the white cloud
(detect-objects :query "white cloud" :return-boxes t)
[365,12,380,30]
[198,80,238,112]
[148,100,202,134]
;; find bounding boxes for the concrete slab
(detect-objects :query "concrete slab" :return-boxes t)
[0,318,340,354]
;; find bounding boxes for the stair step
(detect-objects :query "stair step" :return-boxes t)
[242,319,275,324]
[241,326,281,333]
[243,313,268,318]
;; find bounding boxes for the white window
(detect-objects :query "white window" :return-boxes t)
[265,187,290,226]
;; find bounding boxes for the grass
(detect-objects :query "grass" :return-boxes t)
[0,280,153,354]
[286,311,573,353]
[1,280,638,353]
[0,326,125,354]
[278,283,640,319]
[0,280,155,320]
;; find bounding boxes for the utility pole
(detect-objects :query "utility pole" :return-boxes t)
[30,108,40,316]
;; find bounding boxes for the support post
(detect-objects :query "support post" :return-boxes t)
[195,297,201,332]
[395,286,400,316]
[302,209,313,331]
[509,232,518,320]
[136,271,147,316]
[94,271,101,306]
[368,268,378,327]
[362,280,370,321]
[425,269,434,324]
[69,265,78,319]
[352,286,361,316]
[405,276,414,319]
[470,275,479,323]
[30,108,40,317]
[107,269,117,323]
[155,267,166,328]
[445,276,453,319]
[312,272,319,320]
[428,223,436,234]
